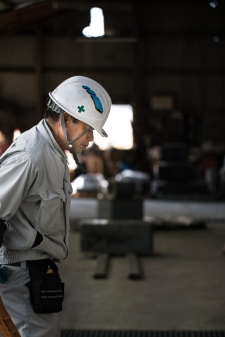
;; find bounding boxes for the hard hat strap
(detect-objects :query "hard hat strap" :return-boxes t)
[47,99,68,140]
[68,126,92,148]
[60,112,68,140]
[47,99,87,174]
[67,126,91,175]
[71,151,86,175]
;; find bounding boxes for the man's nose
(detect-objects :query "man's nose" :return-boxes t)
[87,130,94,141]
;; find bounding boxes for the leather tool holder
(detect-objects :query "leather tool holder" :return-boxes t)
[26,260,64,314]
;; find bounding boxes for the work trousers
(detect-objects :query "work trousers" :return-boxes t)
[0,262,60,337]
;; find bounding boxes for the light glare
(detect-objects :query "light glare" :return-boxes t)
[13,128,21,141]
[82,7,105,38]
[209,1,218,8]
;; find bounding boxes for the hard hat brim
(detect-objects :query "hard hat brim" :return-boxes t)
[97,128,108,138]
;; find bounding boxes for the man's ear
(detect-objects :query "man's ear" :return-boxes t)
[64,112,70,122]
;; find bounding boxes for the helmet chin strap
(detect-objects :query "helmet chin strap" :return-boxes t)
[47,99,87,174]
[68,126,91,175]
[69,150,86,175]
[61,112,89,175]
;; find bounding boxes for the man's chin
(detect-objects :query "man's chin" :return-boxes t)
[73,145,86,154]
[74,149,82,154]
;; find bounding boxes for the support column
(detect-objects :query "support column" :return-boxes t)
[35,27,43,123]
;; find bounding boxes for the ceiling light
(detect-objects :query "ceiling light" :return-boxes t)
[209,1,218,8]
[213,36,219,43]
[82,7,105,38]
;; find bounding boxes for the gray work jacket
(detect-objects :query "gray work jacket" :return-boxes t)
[0,119,72,264]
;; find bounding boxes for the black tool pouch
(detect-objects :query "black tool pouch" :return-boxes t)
[26,260,64,314]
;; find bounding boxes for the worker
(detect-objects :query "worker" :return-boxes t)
[0,76,111,337]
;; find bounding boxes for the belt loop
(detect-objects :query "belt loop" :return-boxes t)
[21,261,27,270]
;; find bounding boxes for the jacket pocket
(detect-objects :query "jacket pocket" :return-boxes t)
[33,189,66,235]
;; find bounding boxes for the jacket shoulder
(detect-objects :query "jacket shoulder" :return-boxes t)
[0,126,45,165]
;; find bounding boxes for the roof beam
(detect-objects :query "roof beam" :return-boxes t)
[0,0,78,35]
[0,0,15,8]
[0,0,132,35]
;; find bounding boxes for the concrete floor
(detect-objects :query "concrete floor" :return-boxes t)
[69,199,225,223]
[58,202,225,332]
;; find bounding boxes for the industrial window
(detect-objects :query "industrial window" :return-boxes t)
[93,104,133,150]
[67,104,133,172]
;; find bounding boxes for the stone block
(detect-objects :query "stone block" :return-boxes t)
[98,198,143,220]
[80,219,153,255]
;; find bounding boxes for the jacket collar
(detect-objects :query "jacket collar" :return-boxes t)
[37,119,67,162]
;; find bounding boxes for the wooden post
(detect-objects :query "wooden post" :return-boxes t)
[127,253,142,280]
[35,27,43,124]
[94,254,109,279]
[0,296,21,337]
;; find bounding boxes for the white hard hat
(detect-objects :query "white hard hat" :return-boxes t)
[49,76,111,137]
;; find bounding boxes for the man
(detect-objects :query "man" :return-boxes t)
[0,76,111,337]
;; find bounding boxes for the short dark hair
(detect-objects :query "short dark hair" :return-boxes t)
[44,107,60,122]
[44,106,79,124]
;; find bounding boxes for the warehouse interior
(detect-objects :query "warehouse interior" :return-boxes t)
[0,0,225,335]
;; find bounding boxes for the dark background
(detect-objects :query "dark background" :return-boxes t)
[0,0,225,178]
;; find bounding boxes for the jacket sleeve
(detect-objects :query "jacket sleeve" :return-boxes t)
[0,155,37,220]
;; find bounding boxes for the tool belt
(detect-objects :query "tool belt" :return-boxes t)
[26,259,64,314]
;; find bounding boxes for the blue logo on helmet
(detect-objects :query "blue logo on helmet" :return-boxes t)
[82,85,103,114]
